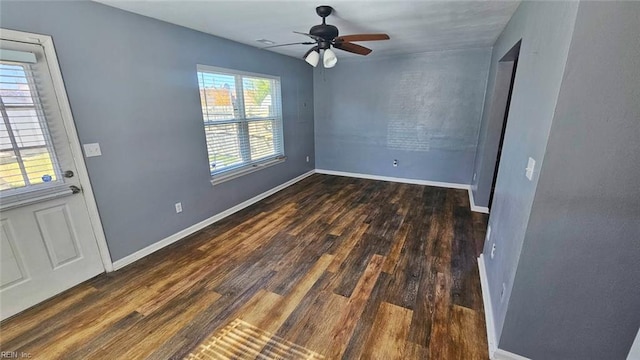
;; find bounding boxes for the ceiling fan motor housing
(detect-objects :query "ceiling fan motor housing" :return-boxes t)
[310,24,338,49]
[310,5,338,49]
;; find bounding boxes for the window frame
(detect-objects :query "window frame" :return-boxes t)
[0,43,63,196]
[196,64,285,185]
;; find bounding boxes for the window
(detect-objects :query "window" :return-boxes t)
[0,47,61,193]
[197,65,284,182]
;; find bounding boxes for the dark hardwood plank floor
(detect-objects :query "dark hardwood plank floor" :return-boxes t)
[0,174,489,359]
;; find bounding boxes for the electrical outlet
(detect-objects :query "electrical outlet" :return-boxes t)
[306,155,310,163]
[501,283,507,302]
[393,159,398,167]
[486,225,492,242]
[491,243,497,259]
[473,172,477,182]
[175,202,182,213]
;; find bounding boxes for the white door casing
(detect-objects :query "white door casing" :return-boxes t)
[0,29,112,320]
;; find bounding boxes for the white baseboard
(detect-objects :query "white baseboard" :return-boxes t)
[315,169,470,190]
[112,170,315,270]
[469,188,490,214]
[478,254,531,360]
[479,254,499,357]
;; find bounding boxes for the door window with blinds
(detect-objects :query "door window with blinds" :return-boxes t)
[197,65,284,181]
[0,42,62,194]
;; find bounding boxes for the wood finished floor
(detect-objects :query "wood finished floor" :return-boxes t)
[0,174,489,359]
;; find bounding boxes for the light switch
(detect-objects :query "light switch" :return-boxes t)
[83,143,102,157]
[525,157,535,180]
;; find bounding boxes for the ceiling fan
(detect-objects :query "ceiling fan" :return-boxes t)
[263,5,390,68]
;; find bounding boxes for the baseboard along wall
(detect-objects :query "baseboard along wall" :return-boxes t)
[478,254,531,360]
[468,188,490,214]
[315,169,470,190]
[316,168,489,215]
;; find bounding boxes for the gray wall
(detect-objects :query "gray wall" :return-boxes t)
[0,1,315,261]
[500,2,640,358]
[314,48,491,184]
[476,0,579,341]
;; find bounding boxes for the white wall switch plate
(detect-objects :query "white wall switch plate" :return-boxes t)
[83,143,102,157]
[306,155,310,163]
[175,202,182,213]
[525,157,536,180]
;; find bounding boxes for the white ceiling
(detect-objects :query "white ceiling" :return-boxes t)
[94,0,520,59]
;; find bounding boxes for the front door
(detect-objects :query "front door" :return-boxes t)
[0,36,105,320]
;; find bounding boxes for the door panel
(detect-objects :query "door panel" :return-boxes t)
[1,196,104,319]
[0,36,105,319]
[35,204,81,267]
[0,219,28,289]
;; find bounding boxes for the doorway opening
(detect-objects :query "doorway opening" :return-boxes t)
[488,41,521,209]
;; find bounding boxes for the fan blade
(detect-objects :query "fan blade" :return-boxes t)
[293,31,323,41]
[333,42,372,55]
[262,42,315,49]
[336,34,390,42]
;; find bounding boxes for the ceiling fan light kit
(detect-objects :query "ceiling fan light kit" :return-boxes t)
[305,48,320,67]
[323,48,337,68]
[264,5,390,68]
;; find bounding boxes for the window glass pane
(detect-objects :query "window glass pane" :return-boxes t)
[248,120,276,160]
[198,72,237,121]
[0,116,11,150]
[197,67,283,178]
[243,77,273,118]
[5,109,46,148]
[1,60,61,192]
[20,147,56,185]
[0,64,34,106]
[205,123,243,173]
[0,150,25,190]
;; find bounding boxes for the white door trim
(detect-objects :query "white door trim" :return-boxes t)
[1,28,113,272]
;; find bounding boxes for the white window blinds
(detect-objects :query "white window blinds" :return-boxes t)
[196,65,284,178]
[0,48,61,192]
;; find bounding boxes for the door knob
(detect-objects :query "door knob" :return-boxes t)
[63,170,74,178]
[70,185,82,194]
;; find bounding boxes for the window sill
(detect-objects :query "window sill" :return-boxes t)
[210,157,286,186]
